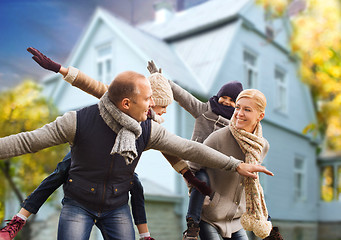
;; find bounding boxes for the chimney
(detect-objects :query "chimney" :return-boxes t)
[154,1,174,24]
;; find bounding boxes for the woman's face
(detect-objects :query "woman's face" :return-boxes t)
[218,96,236,107]
[233,97,264,133]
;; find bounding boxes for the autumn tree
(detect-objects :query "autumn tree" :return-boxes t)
[257,0,341,150]
[0,80,69,239]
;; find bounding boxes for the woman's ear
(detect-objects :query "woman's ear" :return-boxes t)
[258,112,265,122]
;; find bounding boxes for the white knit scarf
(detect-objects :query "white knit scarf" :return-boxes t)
[98,92,142,165]
[229,117,272,239]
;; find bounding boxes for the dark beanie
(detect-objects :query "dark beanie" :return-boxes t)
[217,81,243,102]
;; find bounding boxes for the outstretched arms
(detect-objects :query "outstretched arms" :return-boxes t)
[27,47,108,99]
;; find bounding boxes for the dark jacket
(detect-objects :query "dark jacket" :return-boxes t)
[63,104,151,212]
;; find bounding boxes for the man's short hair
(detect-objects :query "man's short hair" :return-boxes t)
[108,71,146,104]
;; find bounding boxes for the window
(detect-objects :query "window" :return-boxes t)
[294,157,305,201]
[275,68,287,113]
[321,165,334,202]
[243,50,258,88]
[96,44,112,83]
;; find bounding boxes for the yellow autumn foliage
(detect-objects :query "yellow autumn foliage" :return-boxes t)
[0,80,69,221]
[258,0,341,150]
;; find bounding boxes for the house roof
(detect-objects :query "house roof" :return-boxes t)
[139,0,250,40]
[169,20,240,92]
[43,0,257,97]
[99,8,203,94]
[43,7,205,95]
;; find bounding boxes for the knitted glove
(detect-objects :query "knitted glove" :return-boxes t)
[183,170,212,197]
[147,60,162,74]
[27,47,61,73]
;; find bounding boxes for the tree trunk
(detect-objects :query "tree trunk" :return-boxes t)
[1,159,33,239]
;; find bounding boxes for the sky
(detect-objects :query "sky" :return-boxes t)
[0,0,164,90]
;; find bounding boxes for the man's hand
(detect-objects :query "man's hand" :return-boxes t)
[27,47,61,73]
[236,163,274,179]
[147,60,162,74]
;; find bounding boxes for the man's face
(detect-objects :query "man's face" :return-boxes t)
[128,79,155,122]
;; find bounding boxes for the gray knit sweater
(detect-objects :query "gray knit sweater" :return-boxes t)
[201,126,269,238]
[0,107,241,171]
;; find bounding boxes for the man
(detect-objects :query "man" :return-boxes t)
[0,70,272,240]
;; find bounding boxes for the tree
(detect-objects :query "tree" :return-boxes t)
[0,80,69,239]
[257,0,341,151]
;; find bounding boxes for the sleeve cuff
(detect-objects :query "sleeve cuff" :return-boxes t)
[230,158,243,171]
[63,66,79,84]
[172,160,189,173]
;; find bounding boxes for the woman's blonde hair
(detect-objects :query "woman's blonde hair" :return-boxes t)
[236,89,267,113]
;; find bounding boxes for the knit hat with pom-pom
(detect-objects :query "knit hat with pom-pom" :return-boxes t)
[148,73,173,106]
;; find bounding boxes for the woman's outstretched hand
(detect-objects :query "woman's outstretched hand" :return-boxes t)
[236,163,274,179]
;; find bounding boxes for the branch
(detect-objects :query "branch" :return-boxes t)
[0,159,24,203]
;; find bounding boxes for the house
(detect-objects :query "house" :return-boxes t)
[35,0,325,239]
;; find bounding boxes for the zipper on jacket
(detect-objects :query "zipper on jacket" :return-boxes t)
[99,157,115,214]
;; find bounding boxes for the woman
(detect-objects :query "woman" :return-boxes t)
[196,89,272,240]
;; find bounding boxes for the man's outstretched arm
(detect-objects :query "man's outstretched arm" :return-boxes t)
[146,121,273,179]
[0,112,76,159]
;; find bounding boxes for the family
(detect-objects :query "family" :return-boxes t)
[0,48,283,240]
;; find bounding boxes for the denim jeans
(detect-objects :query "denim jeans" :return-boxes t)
[21,151,71,214]
[58,198,134,240]
[199,221,248,240]
[186,169,210,223]
[130,173,147,225]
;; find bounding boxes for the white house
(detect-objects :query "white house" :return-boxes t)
[23,0,326,239]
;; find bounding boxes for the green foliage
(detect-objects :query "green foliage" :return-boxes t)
[0,80,69,221]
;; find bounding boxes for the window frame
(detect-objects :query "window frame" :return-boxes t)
[243,49,258,89]
[294,155,306,202]
[96,43,113,84]
[274,67,288,114]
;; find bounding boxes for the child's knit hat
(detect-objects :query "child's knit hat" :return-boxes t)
[148,73,173,106]
[217,81,243,102]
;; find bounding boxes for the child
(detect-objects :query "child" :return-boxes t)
[0,48,210,240]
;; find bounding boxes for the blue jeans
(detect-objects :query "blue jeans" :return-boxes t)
[199,221,248,240]
[21,151,71,214]
[130,173,147,225]
[186,169,210,223]
[58,198,134,240]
